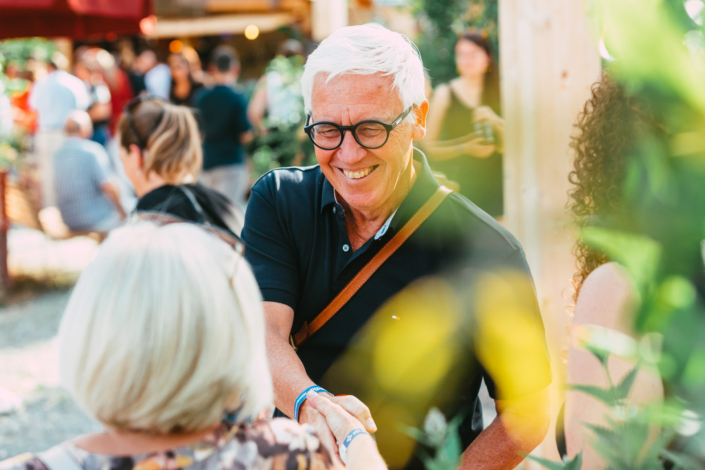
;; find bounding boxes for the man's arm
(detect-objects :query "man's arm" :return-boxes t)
[264,301,376,460]
[459,387,551,469]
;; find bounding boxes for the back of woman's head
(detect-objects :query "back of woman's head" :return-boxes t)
[117,99,202,183]
[58,222,271,434]
[569,73,653,298]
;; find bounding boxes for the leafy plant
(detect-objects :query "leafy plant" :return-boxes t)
[401,408,465,470]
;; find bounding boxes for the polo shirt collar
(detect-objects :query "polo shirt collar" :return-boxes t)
[319,148,440,219]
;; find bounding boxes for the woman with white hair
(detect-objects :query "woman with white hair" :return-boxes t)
[1,222,386,470]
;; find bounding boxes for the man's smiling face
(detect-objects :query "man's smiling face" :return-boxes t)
[310,73,419,214]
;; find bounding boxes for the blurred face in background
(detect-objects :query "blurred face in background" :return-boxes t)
[170,56,191,82]
[455,39,490,79]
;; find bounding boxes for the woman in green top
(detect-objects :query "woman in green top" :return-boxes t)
[423,33,505,217]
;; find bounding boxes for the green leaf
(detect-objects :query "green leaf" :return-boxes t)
[568,384,617,407]
[615,366,640,401]
[580,227,661,297]
[523,453,578,470]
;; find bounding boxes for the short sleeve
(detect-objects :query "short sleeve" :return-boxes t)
[88,147,110,187]
[474,248,552,400]
[473,248,553,400]
[232,93,251,134]
[242,181,300,308]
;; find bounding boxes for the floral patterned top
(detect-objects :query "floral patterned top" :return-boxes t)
[0,419,341,470]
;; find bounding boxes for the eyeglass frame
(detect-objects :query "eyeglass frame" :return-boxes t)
[123,94,165,150]
[304,106,414,151]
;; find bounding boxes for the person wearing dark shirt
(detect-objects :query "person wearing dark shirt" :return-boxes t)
[196,46,253,212]
[242,24,551,470]
[169,53,203,108]
[116,96,243,236]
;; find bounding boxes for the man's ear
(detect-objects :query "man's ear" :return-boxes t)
[412,100,429,141]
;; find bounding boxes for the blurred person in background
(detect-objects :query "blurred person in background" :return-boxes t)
[53,110,125,234]
[29,53,90,207]
[422,33,505,219]
[138,49,171,100]
[0,220,386,470]
[246,39,314,176]
[560,74,665,468]
[196,46,252,212]
[74,48,113,147]
[242,24,551,470]
[169,53,203,108]
[247,39,305,134]
[117,96,243,236]
[181,46,208,86]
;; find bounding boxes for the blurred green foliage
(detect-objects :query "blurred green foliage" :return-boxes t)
[531,0,705,467]
[411,0,498,86]
[249,55,316,180]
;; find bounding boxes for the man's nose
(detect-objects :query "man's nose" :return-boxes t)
[336,129,366,163]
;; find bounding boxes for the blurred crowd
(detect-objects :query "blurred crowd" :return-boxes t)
[0,39,309,237]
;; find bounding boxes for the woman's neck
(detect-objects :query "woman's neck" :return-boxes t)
[73,424,220,456]
[457,74,485,90]
[136,173,169,198]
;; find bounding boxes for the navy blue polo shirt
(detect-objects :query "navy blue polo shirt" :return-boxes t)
[242,149,551,463]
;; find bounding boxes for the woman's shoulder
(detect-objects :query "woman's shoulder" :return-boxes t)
[233,418,339,469]
[574,262,635,334]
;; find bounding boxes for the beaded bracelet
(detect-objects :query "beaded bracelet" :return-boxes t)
[293,385,329,422]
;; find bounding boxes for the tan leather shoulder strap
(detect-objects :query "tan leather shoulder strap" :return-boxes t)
[292,185,453,348]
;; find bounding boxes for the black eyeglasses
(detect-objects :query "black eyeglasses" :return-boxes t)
[123,94,165,149]
[304,107,414,150]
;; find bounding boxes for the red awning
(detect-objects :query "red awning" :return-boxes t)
[0,0,151,40]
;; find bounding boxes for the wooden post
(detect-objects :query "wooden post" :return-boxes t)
[0,169,11,290]
[499,0,601,461]
[311,0,348,41]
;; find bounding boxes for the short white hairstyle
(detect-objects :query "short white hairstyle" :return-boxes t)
[301,23,426,115]
[58,222,272,434]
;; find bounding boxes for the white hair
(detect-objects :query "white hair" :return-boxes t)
[58,222,272,434]
[301,23,426,117]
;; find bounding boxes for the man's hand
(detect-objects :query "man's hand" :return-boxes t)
[299,393,377,459]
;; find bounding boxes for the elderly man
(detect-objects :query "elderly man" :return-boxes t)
[242,24,551,469]
[53,110,125,234]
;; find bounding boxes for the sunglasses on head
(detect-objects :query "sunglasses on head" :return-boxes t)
[123,94,165,150]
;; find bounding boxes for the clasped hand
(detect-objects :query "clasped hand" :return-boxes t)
[299,392,377,461]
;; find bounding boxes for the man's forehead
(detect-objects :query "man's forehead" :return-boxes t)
[311,73,402,114]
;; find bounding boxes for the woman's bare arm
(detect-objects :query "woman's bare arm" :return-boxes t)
[566,263,664,467]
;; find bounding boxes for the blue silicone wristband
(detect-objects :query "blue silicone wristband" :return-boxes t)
[343,428,370,447]
[339,428,371,464]
[293,385,328,422]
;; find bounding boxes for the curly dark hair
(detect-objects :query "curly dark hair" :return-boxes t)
[568,73,645,300]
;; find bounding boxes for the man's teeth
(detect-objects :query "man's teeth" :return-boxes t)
[343,167,374,179]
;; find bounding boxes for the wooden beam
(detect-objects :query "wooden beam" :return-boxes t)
[499,0,601,463]
[147,12,294,38]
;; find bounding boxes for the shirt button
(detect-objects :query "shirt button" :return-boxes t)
[342,244,350,252]
[333,207,337,214]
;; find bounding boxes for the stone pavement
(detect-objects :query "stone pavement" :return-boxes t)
[0,226,101,459]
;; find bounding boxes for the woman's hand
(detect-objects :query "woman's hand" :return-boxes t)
[463,137,496,158]
[473,105,503,127]
[306,391,369,444]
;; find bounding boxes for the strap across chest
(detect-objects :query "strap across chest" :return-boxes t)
[290,185,453,349]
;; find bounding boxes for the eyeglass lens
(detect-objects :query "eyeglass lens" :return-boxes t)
[310,121,389,150]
